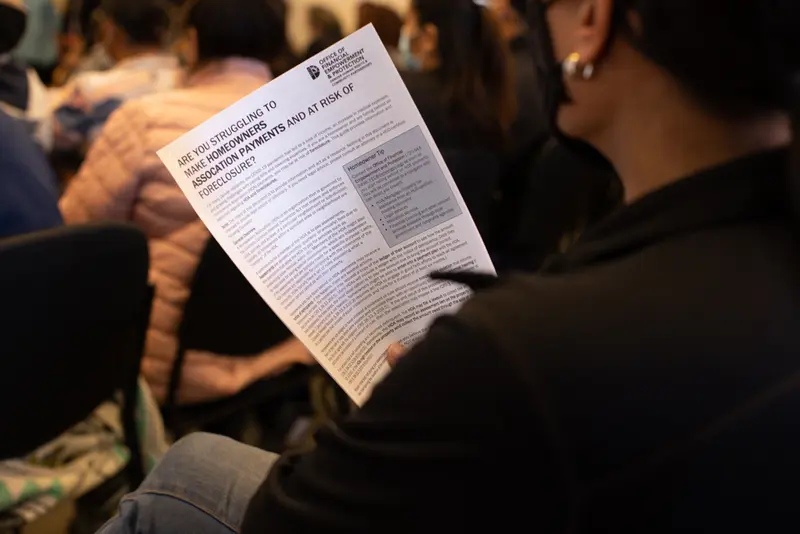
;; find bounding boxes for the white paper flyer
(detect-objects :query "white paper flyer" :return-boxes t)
[157,25,495,405]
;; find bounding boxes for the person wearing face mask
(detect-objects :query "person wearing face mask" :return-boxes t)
[61,0,315,407]
[397,0,515,248]
[357,2,403,67]
[489,0,547,151]
[93,1,800,533]
[489,0,622,273]
[51,0,180,155]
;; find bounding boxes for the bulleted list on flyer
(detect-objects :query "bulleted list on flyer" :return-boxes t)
[157,25,495,405]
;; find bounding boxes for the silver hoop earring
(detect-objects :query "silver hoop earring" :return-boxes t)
[563,52,595,80]
[563,52,580,77]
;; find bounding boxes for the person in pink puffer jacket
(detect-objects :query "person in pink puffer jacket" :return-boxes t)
[60,0,314,405]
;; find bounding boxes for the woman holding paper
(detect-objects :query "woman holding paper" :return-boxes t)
[60,0,314,405]
[98,0,800,532]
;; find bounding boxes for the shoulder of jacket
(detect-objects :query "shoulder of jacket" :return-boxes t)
[95,99,149,143]
[107,91,191,135]
[128,87,237,124]
[454,272,621,360]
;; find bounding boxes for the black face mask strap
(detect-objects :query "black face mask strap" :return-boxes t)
[791,74,800,215]
[527,0,615,168]
[757,1,800,222]
[528,0,567,106]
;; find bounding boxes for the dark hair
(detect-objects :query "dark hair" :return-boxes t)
[0,4,26,54]
[358,3,402,49]
[100,0,170,45]
[308,6,343,39]
[510,0,527,16]
[185,0,286,64]
[412,0,516,146]
[614,0,800,120]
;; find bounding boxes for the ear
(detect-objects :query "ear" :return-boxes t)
[186,27,199,53]
[420,22,439,55]
[574,0,614,64]
[100,18,116,40]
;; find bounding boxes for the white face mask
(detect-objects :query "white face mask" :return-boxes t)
[398,31,422,71]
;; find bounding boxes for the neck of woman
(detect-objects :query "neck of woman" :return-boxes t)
[596,104,791,204]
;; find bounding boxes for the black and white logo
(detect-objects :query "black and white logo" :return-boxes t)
[307,65,321,80]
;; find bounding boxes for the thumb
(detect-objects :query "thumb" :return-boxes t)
[386,343,407,368]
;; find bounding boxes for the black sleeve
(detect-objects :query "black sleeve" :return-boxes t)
[241,317,549,533]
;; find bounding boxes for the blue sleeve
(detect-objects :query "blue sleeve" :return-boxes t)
[0,112,62,239]
[55,98,123,137]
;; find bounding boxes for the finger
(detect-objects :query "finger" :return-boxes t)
[386,343,406,368]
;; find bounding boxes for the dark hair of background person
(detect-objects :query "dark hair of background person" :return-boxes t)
[412,0,515,147]
[267,0,300,77]
[358,3,402,49]
[510,0,526,16]
[305,6,344,59]
[501,140,622,272]
[308,5,343,41]
[0,3,26,54]
[100,0,171,45]
[184,0,286,65]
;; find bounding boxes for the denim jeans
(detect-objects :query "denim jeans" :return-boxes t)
[98,433,278,534]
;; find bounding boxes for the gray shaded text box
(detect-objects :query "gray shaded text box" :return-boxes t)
[343,127,461,247]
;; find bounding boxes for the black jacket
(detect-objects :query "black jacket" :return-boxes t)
[0,59,29,112]
[243,149,800,533]
[507,35,548,157]
[499,139,622,271]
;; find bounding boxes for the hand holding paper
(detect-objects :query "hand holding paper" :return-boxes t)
[158,26,495,405]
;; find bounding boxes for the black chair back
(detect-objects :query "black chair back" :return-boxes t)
[180,237,290,354]
[0,223,152,486]
[166,237,293,409]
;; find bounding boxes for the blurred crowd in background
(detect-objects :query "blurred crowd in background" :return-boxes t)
[0,0,620,530]
[3,0,800,531]
[1,0,618,264]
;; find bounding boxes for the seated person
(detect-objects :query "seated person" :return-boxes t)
[96,0,800,532]
[398,0,515,246]
[0,0,52,151]
[60,0,314,406]
[357,3,402,66]
[304,6,344,59]
[52,0,180,153]
[55,0,111,85]
[265,0,299,77]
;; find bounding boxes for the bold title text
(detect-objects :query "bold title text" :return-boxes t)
[173,82,357,199]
